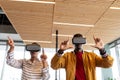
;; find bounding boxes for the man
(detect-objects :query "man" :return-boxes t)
[51,33,114,80]
[6,37,50,80]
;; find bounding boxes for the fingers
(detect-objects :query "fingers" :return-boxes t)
[41,48,47,60]
[93,35,96,41]
[61,40,69,45]
[93,35,97,44]
[8,36,13,42]
[7,36,14,47]
[40,55,47,60]
[96,38,100,42]
[7,36,11,44]
[60,38,73,50]
[42,48,45,55]
[93,35,101,43]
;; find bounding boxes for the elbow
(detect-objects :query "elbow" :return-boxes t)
[105,56,114,68]
[108,59,114,67]
[51,65,59,70]
[6,60,10,65]
[108,58,114,67]
[103,59,114,68]
[51,60,59,70]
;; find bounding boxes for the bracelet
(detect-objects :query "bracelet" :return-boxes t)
[99,48,106,55]
[102,53,108,58]
[58,49,64,54]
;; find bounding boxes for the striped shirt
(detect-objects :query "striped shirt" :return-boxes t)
[6,52,50,80]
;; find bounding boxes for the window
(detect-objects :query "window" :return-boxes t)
[110,47,119,80]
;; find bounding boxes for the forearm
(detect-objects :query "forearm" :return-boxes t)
[7,46,14,59]
[6,52,23,69]
[51,52,66,69]
[99,55,114,68]
[51,54,61,69]
[95,51,114,68]
[8,46,14,53]
[42,67,50,80]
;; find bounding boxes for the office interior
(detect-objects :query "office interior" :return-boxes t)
[0,0,120,80]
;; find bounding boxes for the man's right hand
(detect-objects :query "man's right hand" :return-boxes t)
[57,39,73,55]
[60,39,73,51]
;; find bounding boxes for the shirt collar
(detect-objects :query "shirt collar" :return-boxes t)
[27,58,40,64]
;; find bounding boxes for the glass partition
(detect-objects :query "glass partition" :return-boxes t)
[0,44,118,80]
[110,47,119,80]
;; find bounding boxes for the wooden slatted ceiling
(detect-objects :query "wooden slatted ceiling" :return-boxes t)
[52,0,117,49]
[86,0,120,46]
[52,25,91,35]
[54,0,114,24]
[0,1,54,42]
[1,0,120,50]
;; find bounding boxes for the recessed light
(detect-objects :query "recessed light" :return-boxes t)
[52,34,73,37]
[53,22,94,27]
[11,0,55,4]
[23,40,52,43]
[110,7,120,10]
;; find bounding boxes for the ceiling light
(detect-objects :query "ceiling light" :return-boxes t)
[110,7,120,10]
[52,34,86,38]
[53,22,94,27]
[11,0,55,4]
[52,34,73,37]
[52,34,94,45]
[23,40,52,43]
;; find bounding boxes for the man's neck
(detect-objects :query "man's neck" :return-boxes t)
[74,48,83,53]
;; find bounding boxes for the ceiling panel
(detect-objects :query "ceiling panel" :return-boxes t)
[26,0,55,1]
[1,0,120,50]
[86,29,120,44]
[54,0,115,24]
[86,0,120,45]
[0,1,54,42]
[52,24,91,35]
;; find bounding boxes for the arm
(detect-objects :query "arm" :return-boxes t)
[51,53,66,69]
[40,51,50,80]
[6,37,23,69]
[42,61,50,80]
[92,36,114,67]
[95,53,114,68]
[51,39,72,69]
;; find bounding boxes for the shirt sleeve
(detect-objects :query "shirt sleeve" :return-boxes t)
[51,53,66,69]
[42,66,50,80]
[95,53,114,68]
[6,52,23,69]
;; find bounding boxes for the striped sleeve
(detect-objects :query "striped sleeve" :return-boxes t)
[42,66,50,80]
[6,52,23,69]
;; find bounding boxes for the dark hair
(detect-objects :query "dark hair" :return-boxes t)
[73,33,83,38]
[32,42,40,46]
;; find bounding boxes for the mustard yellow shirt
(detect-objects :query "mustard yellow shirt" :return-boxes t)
[51,51,114,80]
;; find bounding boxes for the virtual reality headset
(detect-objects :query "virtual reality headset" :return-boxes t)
[25,44,41,52]
[72,37,86,44]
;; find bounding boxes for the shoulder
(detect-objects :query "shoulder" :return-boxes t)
[63,51,74,55]
[62,51,75,58]
[83,51,97,56]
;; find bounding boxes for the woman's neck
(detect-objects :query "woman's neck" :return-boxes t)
[30,57,38,62]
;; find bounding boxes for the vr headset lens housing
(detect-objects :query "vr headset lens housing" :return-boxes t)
[72,37,86,44]
[26,44,40,52]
